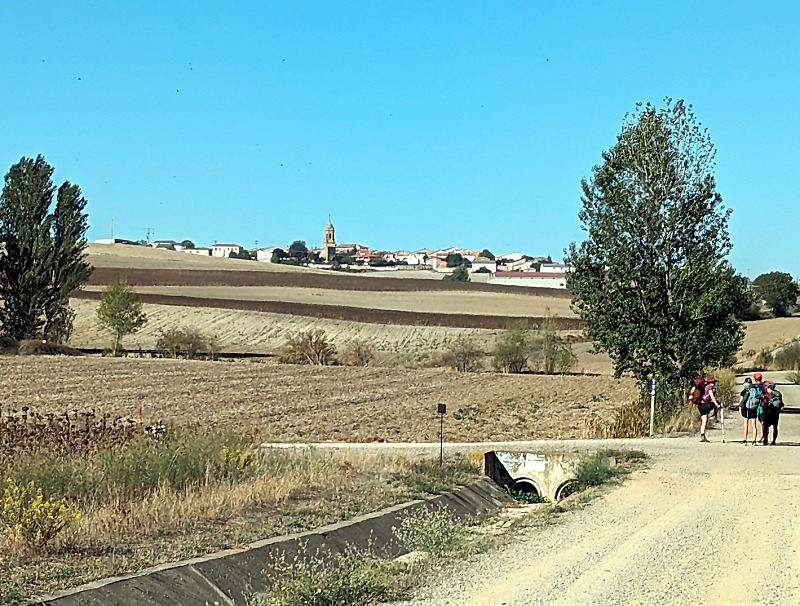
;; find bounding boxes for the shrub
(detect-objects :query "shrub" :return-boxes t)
[393,507,468,557]
[156,327,218,360]
[443,264,470,282]
[279,329,337,365]
[493,321,532,373]
[789,371,800,385]
[17,340,82,356]
[572,452,628,491]
[754,348,774,370]
[774,341,800,371]
[441,336,482,372]
[709,367,737,407]
[342,339,375,367]
[0,478,79,548]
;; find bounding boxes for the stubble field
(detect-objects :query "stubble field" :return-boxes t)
[0,356,637,442]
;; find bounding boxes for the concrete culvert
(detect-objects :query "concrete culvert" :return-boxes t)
[555,480,579,501]
[511,478,541,497]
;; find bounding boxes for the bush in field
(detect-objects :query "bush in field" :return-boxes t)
[774,341,800,371]
[441,336,482,372]
[279,329,337,365]
[531,316,577,374]
[493,321,532,373]
[342,339,375,367]
[156,327,219,360]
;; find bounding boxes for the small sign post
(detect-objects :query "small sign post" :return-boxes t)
[649,379,656,437]
[437,403,446,467]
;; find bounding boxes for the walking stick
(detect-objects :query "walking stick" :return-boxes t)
[720,402,726,443]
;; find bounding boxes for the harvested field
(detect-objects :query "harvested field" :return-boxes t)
[86,243,313,272]
[741,317,800,356]
[83,285,576,317]
[68,299,612,373]
[0,357,636,442]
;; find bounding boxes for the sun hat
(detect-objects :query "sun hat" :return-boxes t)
[706,376,716,383]
[754,372,763,381]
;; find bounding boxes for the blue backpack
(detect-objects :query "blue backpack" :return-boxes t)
[745,385,762,410]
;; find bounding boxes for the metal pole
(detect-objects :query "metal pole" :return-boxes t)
[439,413,444,467]
[649,378,656,437]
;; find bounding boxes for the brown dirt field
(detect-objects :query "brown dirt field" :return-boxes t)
[83,285,576,317]
[0,357,636,442]
[85,266,571,298]
[73,290,583,330]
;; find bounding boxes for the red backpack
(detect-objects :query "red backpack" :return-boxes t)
[690,381,706,405]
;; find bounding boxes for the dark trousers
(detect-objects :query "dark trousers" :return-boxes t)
[763,412,780,444]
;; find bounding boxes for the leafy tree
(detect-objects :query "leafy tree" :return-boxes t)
[229,249,252,260]
[443,264,470,282]
[753,271,798,317]
[479,249,495,260]
[445,253,470,268]
[96,277,147,356]
[0,156,92,342]
[180,239,195,249]
[288,240,308,260]
[565,99,751,390]
[271,248,287,263]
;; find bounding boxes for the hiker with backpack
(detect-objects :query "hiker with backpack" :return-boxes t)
[760,381,784,445]
[692,376,718,442]
[739,377,760,444]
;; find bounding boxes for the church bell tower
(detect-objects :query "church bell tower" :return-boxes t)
[322,217,336,261]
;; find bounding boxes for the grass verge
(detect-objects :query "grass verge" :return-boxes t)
[0,413,481,604]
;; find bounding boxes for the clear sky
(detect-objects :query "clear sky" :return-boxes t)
[1,1,797,278]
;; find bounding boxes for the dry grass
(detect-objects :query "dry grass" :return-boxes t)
[0,444,470,600]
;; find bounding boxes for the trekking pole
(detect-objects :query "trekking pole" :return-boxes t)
[720,402,726,444]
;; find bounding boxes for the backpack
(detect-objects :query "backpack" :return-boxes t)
[691,383,705,405]
[769,389,784,411]
[745,385,762,410]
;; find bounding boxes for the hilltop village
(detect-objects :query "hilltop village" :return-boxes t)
[95,219,571,289]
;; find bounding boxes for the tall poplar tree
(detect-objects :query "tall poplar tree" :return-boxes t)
[0,156,92,342]
[565,100,751,390]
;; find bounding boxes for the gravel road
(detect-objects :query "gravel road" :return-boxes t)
[392,371,800,606]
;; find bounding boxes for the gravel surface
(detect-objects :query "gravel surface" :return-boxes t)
[388,371,800,606]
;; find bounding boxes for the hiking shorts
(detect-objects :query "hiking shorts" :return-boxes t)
[763,412,780,427]
[741,407,757,420]
[698,402,715,416]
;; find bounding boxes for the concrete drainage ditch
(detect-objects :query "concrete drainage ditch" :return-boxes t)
[37,450,582,606]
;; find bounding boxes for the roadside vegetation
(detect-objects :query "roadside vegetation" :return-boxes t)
[0,409,483,603]
[252,449,647,606]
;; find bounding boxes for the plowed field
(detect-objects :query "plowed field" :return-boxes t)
[0,356,636,442]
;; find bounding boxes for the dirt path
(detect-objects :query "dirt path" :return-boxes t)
[394,371,800,606]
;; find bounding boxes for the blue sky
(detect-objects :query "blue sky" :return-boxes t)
[1,1,798,278]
